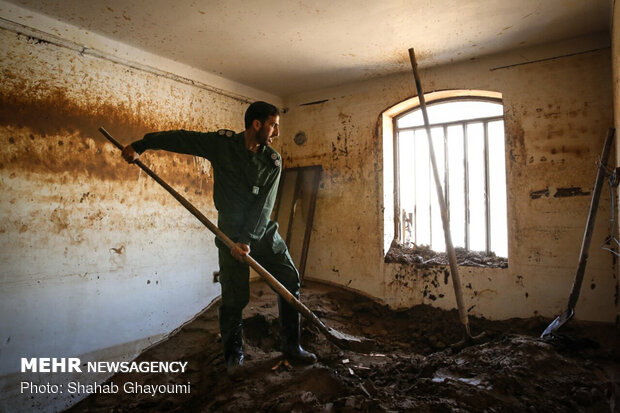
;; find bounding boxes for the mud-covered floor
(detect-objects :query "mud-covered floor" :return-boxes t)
[68,280,619,412]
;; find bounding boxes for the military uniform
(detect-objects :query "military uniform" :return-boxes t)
[131,129,314,370]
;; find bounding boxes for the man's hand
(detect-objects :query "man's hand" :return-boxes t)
[122,145,140,163]
[230,243,250,262]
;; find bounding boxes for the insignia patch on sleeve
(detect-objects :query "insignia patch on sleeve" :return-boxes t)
[217,129,235,138]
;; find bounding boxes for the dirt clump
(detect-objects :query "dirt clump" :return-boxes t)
[385,241,508,268]
[67,280,618,412]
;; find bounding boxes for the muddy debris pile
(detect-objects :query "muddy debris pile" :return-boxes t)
[68,281,618,412]
[385,241,508,268]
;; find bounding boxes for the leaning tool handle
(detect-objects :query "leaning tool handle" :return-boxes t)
[98,127,336,340]
[567,128,615,311]
[408,49,471,337]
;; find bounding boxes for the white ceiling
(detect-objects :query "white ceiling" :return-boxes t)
[4,0,611,97]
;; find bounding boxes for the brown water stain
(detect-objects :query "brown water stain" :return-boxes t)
[529,187,590,199]
[504,111,525,165]
[543,144,589,157]
[554,187,589,198]
[110,245,125,255]
[0,95,214,195]
[0,88,153,144]
[530,188,550,199]
[0,126,214,194]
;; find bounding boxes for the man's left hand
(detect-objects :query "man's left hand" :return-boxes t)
[231,243,250,262]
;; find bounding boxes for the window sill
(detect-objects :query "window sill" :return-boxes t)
[384,241,508,269]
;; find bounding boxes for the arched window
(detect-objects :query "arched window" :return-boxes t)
[388,93,508,258]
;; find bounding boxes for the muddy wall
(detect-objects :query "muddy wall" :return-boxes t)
[0,6,271,411]
[281,33,617,323]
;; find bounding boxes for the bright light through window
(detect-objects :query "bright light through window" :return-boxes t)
[396,99,508,257]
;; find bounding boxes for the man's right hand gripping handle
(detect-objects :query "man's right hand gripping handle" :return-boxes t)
[122,144,140,163]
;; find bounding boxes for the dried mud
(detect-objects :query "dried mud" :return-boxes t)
[385,242,508,269]
[67,280,618,413]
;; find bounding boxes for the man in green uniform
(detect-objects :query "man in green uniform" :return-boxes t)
[121,101,317,374]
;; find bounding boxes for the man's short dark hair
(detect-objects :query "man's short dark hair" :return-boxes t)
[244,101,279,129]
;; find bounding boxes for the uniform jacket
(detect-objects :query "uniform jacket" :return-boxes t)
[132,129,286,252]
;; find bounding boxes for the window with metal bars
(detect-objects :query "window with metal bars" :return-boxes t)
[395,98,508,257]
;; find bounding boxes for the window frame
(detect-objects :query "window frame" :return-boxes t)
[392,96,506,255]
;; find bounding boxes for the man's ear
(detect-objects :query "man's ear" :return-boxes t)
[252,119,262,131]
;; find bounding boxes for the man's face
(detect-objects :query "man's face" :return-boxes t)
[256,115,279,146]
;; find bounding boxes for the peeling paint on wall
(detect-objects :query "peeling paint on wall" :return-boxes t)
[554,187,590,198]
[530,187,590,199]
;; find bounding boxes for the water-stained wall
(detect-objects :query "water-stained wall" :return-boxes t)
[281,35,617,323]
[0,6,616,412]
[0,23,250,411]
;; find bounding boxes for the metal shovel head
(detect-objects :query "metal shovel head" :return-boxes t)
[541,308,574,339]
[326,326,376,353]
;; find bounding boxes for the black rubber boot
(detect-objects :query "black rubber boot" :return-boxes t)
[278,296,317,364]
[219,307,244,376]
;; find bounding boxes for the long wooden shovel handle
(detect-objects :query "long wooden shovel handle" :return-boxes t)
[567,128,615,310]
[541,128,615,338]
[408,49,471,337]
[98,127,340,343]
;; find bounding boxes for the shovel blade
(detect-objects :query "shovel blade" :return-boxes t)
[541,308,574,339]
[326,327,376,353]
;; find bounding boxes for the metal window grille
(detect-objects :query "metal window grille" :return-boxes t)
[395,100,507,256]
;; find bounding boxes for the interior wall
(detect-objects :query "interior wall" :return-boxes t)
[0,13,256,413]
[281,34,617,323]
